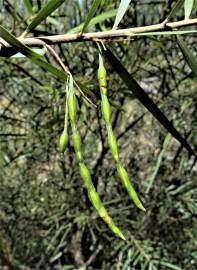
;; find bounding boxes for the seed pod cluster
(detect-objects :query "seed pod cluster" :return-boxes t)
[64,75,125,240]
[98,53,145,212]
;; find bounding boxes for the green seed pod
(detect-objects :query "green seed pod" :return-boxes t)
[117,163,129,188]
[102,212,112,225]
[76,152,82,162]
[101,94,111,125]
[97,54,145,215]
[111,225,126,241]
[99,206,108,219]
[68,93,78,125]
[98,66,107,86]
[79,163,101,210]
[100,207,126,240]
[98,54,107,95]
[79,162,91,188]
[79,162,125,240]
[107,126,119,162]
[72,131,83,162]
[59,131,68,153]
[89,189,101,211]
[117,163,146,212]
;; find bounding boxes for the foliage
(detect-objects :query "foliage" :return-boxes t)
[0,0,196,269]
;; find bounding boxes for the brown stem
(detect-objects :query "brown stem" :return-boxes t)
[0,18,196,57]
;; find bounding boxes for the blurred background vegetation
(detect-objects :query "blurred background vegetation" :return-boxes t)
[0,0,197,269]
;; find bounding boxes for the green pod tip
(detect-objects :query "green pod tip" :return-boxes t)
[59,131,68,153]
[117,163,146,212]
[79,162,125,240]
[111,226,126,241]
[100,207,126,240]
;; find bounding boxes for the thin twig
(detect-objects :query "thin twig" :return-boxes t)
[45,44,70,75]
[74,80,97,108]
[45,44,97,107]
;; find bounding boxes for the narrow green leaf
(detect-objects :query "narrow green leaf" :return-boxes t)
[136,30,197,36]
[184,0,194,19]
[146,133,172,193]
[46,225,66,252]
[113,0,132,29]
[153,260,182,270]
[166,0,184,21]
[81,0,102,34]
[49,251,62,263]
[23,0,33,14]
[0,25,68,82]
[25,0,65,34]
[68,9,117,34]
[177,35,197,78]
[103,47,195,156]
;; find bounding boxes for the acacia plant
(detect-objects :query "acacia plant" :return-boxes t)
[0,0,196,269]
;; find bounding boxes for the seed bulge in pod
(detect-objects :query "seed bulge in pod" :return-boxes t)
[79,163,91,187]
[99,206,108,219]
[72,131,83,161]
[59,131,68,153]
[89,189,101,211]
[101,95,111,125]
[117,163,130,189]
[98,66,107,86]
[107,127,119,162]
[68,93,78,124]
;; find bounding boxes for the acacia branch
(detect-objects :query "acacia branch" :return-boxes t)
[0,18,196,57]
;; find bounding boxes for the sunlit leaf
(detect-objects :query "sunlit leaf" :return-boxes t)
[103,47,195,156]
[68,9,117,33]
[177,35,197,78]
[81,0,102,34]
[24,0,65,34]
[184,0,194,19]
[113,0,132,29]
